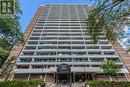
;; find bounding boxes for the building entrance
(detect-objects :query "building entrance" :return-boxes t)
[58,73,71,83]
[56,64,71,83]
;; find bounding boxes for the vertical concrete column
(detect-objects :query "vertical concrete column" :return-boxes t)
[73,73,75,83]
[10,74,14,81]
[27,74,31,80]
[44,73,47,82]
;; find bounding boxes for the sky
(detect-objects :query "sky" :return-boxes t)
[19,0,93,32]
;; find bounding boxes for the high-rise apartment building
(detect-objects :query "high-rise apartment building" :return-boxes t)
[10,4,130,82]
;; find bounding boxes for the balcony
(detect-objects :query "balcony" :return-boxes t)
[19,54,119,58]
[14,67,128,74]
[88,51,102,55]
[34,58,56,62]
[19,58,32,62]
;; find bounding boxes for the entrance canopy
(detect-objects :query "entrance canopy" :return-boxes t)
[57,63,71,73]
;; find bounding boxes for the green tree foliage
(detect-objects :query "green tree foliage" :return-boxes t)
[0,0,23,67]
[0,0,23,45]
[101,59,120,76]
[0,80,45,87]
[86,80,130,87]
[87,0,130,44]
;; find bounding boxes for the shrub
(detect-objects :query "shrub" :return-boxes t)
[86,80,130,87]
[0,80,46,87]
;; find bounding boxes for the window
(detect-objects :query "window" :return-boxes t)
[104,51,115,55]
[17,65,29,69]
[22,52,34,55]
[57,58,72,62]
[28,41,38,45]
[101,46,112,49]
[73,58,88,62]
[29,37,39,40]
[20,58,32,62]
[90,59,103,62]
[88,51,102,55]
[87,46,99,49]
[24,46,36,50]
[57,52,71,55]
[34,26,43,29]
[32,65,43,69]
[91,65,100,67]
[73,52,86,55]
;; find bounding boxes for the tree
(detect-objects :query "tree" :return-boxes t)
[87,0,130,44]
[0,0,23,46]
[101,59,121,75]
[0,0,23,67]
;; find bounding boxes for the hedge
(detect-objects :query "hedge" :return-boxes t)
[0,80,46,87]
[86,80,130,87]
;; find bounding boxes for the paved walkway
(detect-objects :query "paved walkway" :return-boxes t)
[46,82,85,87]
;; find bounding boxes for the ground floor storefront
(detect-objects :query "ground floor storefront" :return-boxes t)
[55,73,93,83]
[11,73,128,82]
